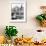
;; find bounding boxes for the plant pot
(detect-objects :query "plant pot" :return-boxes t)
[11,36,17,44]
[41,20,46,27]
[7,39,12,44]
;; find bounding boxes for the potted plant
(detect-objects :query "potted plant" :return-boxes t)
[36,14,46,27]
[36,6,46,27]
[5,26,18,43]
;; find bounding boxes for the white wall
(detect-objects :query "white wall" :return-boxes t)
[0,0,46,38]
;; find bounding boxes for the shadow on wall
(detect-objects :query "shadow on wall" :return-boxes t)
[29,16,40,27]
[0,26,5,35]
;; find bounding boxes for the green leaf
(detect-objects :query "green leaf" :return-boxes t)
[36,15,44,21]
[5,26,18,39]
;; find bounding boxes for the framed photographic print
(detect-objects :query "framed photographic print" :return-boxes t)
[10,0,27,22]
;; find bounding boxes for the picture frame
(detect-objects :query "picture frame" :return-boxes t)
[10,0,27,23]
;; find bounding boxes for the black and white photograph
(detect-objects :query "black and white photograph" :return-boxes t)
[11,3,24,20]
[10,0,26,22]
